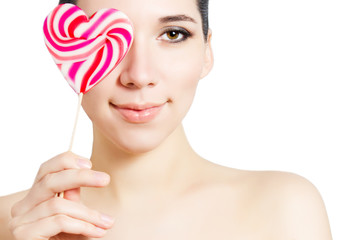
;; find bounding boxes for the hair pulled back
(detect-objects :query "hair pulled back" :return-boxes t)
[59,0,209,41]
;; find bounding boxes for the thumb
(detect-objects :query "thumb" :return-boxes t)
[63,188,81,202]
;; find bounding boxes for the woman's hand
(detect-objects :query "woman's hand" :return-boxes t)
[8,152,114,240]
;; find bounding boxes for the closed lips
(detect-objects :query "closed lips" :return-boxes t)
[112,103,165,110]
[110,103,166,123]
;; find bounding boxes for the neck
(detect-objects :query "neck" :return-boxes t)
[88,124,207,209]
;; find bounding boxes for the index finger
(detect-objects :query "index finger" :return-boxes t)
[34,151,91,184]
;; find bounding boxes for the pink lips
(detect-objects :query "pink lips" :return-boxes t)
[111,102,165,123]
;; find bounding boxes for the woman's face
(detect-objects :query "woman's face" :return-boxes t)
[78,0,213,153]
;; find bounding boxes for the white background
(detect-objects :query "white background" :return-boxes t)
[0,0,359,239]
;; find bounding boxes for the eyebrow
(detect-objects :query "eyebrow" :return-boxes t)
[159,14,197,24]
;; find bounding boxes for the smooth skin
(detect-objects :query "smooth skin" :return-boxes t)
[0,0,332,239]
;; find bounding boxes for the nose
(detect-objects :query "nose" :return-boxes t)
[118,37,157,89]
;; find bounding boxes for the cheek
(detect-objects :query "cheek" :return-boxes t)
[157,44,204,126]
[81,80,113,123]
[159,42,205,94]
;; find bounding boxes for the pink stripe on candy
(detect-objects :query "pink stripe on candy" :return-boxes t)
[44,39,105,61]
[43,3,134,94]
[81,9,116,39]
[102,18,132,36]
[108,28,133,46]
[58,6,79,38]
[81,47,104,93]
[69,61,84,82]
[115,37,125,64]
[90,41,113,85]
[44,21,100,53]
[68,15,87,38]
[44,5,98,53]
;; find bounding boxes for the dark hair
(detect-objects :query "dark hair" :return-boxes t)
[59,0,209,41]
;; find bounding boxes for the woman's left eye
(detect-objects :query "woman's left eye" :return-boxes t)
[158,28,191,43]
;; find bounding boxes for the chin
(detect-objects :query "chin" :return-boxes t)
[91,103,185,155]
[98,125,174,155]
[116,138,162,154]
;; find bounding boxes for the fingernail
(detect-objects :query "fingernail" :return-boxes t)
[101,213,115,226]
[77,159,92,169]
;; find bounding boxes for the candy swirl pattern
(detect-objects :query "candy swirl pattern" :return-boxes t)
[43,3,133,94]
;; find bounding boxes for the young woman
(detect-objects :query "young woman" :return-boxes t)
[0,0,332,239]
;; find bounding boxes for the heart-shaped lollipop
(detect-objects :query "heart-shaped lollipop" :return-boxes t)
[43,4,133,199]
[43,3,134,155]
[43,3,134,94]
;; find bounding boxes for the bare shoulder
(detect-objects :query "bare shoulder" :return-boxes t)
[233,169,333,240]
[245,170,326,198]
[201,162,332,239]
[0,190,28,240]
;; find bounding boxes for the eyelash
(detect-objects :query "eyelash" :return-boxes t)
[158,27,192,43]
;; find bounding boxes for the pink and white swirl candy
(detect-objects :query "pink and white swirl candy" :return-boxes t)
[43,3,133,94]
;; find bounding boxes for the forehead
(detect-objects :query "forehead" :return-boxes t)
[77,0,200,22]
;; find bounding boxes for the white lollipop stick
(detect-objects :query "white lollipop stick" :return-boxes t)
[68,93,84,152]
[44,4,134,199]
[57,93,84,198]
